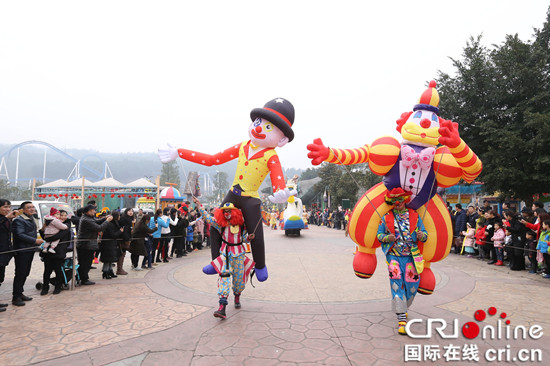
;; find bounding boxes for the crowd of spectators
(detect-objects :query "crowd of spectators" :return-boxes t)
[307,207,352,231]
[449,200,550,277]
[304,198,550,280]
[0,198,211,310]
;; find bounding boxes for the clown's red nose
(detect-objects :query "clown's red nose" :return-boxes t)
[255,126,262,133]
[420,118,431,128]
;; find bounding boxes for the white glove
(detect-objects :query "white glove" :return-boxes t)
[157,144,178,163]
[268,188,297,204]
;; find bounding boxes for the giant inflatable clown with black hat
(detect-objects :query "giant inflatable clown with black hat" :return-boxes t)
[158,98,297,282]
[307,81,483,299]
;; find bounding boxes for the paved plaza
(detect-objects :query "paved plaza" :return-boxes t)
[0,225,549,365]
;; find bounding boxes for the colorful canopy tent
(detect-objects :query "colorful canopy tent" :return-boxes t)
[159,186,184,210]
[35,177,158,211]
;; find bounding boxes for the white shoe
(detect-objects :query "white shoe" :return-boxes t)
[48,248,56,253]
[42,248,48,253]
[133,267,143,271]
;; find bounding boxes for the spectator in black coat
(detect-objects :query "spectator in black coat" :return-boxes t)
[11,201,44,306]
[117,208,135,275]
[0,199,17,311]
[466,205,479,228]
[77,204,112,285]
[39,218,71,295]
[452,204,467,253]
[99,211,123,279]
[504,210,526,271]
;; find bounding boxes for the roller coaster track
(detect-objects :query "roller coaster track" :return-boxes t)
[0,140,105,181]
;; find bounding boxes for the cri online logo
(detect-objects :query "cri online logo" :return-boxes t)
[406,306,544,340]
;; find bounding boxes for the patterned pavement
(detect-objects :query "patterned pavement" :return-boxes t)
[0,225,549,365]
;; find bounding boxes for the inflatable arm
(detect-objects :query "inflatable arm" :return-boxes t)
[438,119,482,182]
[176,144,241,166]
[307,138,370,166]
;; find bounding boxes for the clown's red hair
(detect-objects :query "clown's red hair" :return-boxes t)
[214,207,244,227]
[396,111,413,133]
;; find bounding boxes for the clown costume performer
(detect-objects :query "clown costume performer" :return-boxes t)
[193,197,254,319]
[307,81,482,295]
[158,98,297,282]
[377,188,427,335]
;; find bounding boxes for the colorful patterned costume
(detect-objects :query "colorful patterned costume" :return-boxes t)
[307,81,482,294]
[377,208,427,314]
[199,206,254,305]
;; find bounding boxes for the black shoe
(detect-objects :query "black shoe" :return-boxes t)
[12,298,25,306]
[0,307,5,312]
[214,304,227,319]
[20,295,32,301]
[182,252,188,256]
[0,303,8,307]
[102,272,112,279]
[487,260,497,265]
[90,266,97,269]
[81,280,95,285]
[53,288,61,295]
[109,270,118,278]
[163,259,169,263]
[234,294,241,309]
[40,287,49,296]
[176,255,182,258]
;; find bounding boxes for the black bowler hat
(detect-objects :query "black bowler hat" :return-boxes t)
[250,98,295,142]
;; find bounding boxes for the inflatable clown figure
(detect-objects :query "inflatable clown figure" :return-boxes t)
[282,176,305,236]
[158,98,297,282]
[307,81,482,295]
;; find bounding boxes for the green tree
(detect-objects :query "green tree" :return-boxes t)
[160,161,181,187]
[300,167,319,180]
[312,163,382,209]
[437,9,550,203]
[0,180,19,199]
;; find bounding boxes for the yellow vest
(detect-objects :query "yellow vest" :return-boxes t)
[230,141,278,199]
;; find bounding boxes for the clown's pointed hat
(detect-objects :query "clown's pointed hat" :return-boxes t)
[413,80,440,115]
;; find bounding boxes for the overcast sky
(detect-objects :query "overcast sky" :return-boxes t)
[1,1,548,169]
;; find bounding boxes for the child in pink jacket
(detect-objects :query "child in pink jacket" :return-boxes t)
[491,221,506,266]
[42,207,68,253]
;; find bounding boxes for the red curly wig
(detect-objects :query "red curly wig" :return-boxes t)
[213,207,244,227]
[395,111,413,133]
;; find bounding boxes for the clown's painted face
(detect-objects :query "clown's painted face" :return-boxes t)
[400,109,441,146]
[223,210,232,220]
[248,118,289,148]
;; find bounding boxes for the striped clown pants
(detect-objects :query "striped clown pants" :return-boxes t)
[217,252,246,301]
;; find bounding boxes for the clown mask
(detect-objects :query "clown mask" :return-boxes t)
[248,118,289,149]
[400,109,441,147]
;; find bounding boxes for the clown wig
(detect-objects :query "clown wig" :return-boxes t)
[214,207,245,227]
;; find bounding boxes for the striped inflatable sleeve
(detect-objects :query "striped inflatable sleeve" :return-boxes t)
[368,136,400,176]
[325,144,370,165]
[447,139,483,183]
[433,147,462,188]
